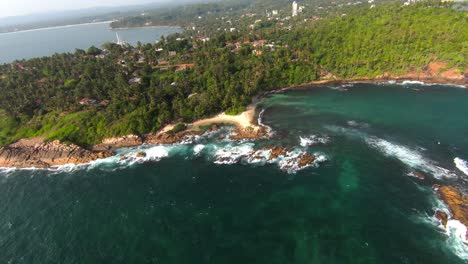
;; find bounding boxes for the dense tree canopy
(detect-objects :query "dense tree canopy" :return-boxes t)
[0,2,465,147]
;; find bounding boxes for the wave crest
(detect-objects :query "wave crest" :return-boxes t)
[365,137,455,179]
[299,135,330,147]
[454,157,468,176]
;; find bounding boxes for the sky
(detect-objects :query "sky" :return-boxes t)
[0,0,162,18]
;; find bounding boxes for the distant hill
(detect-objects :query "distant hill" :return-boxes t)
[0,1,465,147]
[0,0,210,33]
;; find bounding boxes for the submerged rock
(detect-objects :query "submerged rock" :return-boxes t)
[0,138,113,168]
[136,152,146,158]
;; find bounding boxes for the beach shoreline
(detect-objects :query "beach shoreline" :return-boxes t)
[0,77,466,169]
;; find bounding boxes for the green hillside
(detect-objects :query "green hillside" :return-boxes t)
[0,2,466,147]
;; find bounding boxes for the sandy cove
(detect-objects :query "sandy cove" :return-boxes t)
[93,105,266,151]
[191,105,256,130]
[0,105,264,169]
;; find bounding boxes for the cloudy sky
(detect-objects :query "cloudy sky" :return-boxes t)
[0,0,162,18]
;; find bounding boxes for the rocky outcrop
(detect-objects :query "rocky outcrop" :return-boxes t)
[297,153,316,168]
[136,152,146,158]
[0,138,112,168]
[145,130,204,144]
[436,186,468,240]
[408,171,426,180]
[93,135,143,151]
[384,62,466,85]
[230,126,269,140]
[435,210,449,227]
[263,146,289,160]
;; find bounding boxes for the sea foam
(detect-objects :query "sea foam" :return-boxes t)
[257,108,274,136]
[299,135,330,147]
[193,144,205,155]
[454,157,468,176]
[365,137,455,179]
[212,143,327,173]
[445,220,468,260]
[428,198,468,260]
[401,80,426,85]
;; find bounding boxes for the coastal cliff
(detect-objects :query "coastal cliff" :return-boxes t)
[0,138,112,168]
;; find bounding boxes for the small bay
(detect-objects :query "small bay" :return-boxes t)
[0,83,466,263]
[0,22,181,63]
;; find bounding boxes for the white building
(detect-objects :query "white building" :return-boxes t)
[292,1,298,17]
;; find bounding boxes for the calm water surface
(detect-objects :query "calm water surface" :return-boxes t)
[0,83,467,263]
[0,22,181,63]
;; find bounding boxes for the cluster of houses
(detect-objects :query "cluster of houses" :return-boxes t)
[225,39,277,55]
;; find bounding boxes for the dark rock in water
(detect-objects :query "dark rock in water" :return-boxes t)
[0,138,113,168]
[120,155,128,161]
[298,153,316,168]
[409,171,426,180]
[262,146,288,160]
[435,210,449,227]
[230,126,268,140]
[136,152,146,158]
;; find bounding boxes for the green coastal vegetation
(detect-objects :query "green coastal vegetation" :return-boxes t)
[0,0,466,147]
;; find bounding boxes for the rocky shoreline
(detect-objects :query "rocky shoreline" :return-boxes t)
[282,63,467,90]
[0,138,112,169]
[0,121,271,169]
[434,185,468,241]
[0,76,466,243]
[1,72,465,169]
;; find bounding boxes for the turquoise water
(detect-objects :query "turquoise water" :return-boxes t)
[0,83,467,263]
[0,22,181,63]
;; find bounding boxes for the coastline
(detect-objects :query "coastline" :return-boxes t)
[0,21,113,35]
[110,25,181,30]
[0,76,465,169]
[277,76,467,91]
[1,77,467,244]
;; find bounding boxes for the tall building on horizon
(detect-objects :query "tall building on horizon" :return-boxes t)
[292,1,298,17]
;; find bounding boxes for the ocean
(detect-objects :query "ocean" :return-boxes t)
[0,82,467,263]
[0,22,181,64]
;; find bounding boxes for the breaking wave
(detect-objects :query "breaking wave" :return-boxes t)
[325,125,456,179]
[428,198,468,260]
[365,137,456,179]
[257,108,274,136]
[212,143,327,173]
[401,80,426,85]
[1,141,328,175]
[381,80,466,89]
[299,135,330,147]
[454,157,468,176]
